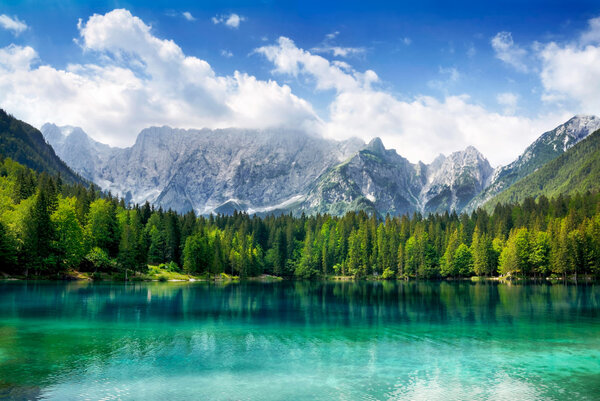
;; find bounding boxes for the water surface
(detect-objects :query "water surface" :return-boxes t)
[0,281,598,400]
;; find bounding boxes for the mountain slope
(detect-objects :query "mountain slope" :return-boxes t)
[466,115,600,211]
[298,139,493,217]
[43,121,496,216]
[484,128,600,208]
[420,146,493,214]
[0,110,82,184]
[298,138,423,216]
[41,124,116,182]
[43,124,364,214]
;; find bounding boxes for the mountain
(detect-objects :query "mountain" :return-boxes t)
[484,128,600,208]
[0,110,82,184]
[298,139,493,216]
[40,124,115,183]
[419,146,493,214]
[42,122,495,216]
[466,115,600,211]
[298,138,423,216]
[42,124,364,214]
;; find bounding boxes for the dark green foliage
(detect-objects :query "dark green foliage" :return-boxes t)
[0,109,82,184]
[0,221,16,270]
[1,157,600,281]
[487,129,600,208]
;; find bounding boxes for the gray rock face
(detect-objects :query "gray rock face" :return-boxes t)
[42,124,364,214]
[41,123,118,183]
[420,146,493,214]
[465,115,600,211]
[300,139,493,216]
[44,115,596,217]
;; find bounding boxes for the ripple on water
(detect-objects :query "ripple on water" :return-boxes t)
[0,281,597,400]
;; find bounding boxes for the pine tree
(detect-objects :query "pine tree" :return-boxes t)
[454,244,473,277]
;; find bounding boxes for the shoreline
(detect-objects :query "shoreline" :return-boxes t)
[1,272,597,284]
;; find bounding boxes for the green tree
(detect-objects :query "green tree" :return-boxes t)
[296,230,319,279]
[0,220,16,270]
[183,232,209,274]
[441,230,460,277]
[454,244,473,277]
[85,199,119,256]
[499,240,519,277]
[530,231,551,277]
[51,197,85,270]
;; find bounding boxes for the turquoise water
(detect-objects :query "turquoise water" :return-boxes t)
[0,281,598,400]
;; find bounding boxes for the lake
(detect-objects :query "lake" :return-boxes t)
[0,281,598,400]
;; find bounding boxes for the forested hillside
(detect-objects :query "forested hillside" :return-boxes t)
[487,129,600,209]
[0,110,82,184]
[0,156,599,281]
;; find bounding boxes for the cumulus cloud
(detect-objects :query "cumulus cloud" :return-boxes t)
[325,91,564,166]
[212,13,245,28]
[0,9,317,146]
[0,8,585,166]
[257,37,565,165]
[0,14,28,35]
[538,16,600,112]
[491,31,529,72]
[182,12,195,21]
[256,37,377,92]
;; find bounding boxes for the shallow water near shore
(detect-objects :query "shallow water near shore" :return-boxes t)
[0,280,598,400]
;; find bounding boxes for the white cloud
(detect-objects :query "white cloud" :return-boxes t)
[497,92,519,115]
[0,8,585,167]
[0,9,316,146]
[491,31,529,72]
[311,31,365,58]
[220,49,233,58]
[256,37,377,92]
[580,16,600,44]
[325,91,564,166]
[257,37,566,165]
[0,14,28,36]
[212,13,245,29]
[402,37,412,45]
[182,12,195,22]
[0,44,37,70]
[312,46,365,57]
[538,16,600,112]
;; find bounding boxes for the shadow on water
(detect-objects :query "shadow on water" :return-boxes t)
[0,280,598,326]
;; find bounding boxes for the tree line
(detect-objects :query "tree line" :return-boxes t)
[0,157,599,280]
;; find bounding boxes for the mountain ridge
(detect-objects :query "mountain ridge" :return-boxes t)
[484,127,600,208]
[40,114,600,217]
[0,111,83,184]
[465,115,600,211]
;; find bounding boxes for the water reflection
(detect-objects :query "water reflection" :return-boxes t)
[0,281,597,325]
[0,281,598,400]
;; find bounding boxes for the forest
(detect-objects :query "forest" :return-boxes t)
[0,156,599,281]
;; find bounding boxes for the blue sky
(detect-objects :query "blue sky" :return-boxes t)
[0,0,599,165]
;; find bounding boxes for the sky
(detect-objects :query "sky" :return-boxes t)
[0,0,599,166]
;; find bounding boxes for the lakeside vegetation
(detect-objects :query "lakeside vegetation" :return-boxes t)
[0,156,599,281]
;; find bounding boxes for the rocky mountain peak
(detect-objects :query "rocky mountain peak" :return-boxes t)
[464,114,600,212]
[560,115,600,142]
[364,137,386,155]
